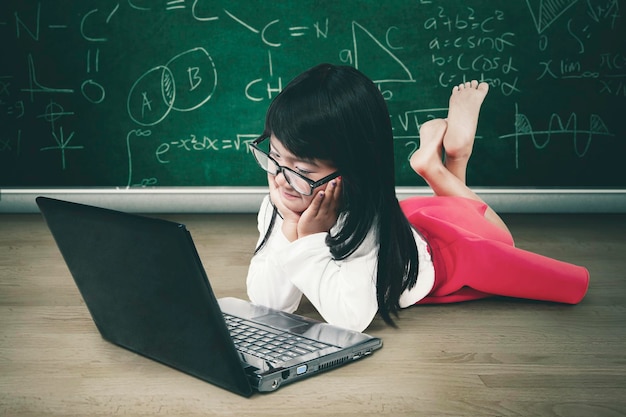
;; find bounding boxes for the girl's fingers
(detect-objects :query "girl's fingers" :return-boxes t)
[308,190,325,216]
[323,178,341,212]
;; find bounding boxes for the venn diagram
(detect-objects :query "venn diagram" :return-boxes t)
[127,47,217,126]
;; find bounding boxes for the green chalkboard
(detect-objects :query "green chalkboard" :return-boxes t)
[1,1,624,188]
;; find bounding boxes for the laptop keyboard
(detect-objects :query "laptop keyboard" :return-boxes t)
[223,314,332,364]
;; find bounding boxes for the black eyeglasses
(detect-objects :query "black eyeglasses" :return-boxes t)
[249,136,340,196]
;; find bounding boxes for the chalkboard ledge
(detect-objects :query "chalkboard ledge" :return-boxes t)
[1,187,625,214]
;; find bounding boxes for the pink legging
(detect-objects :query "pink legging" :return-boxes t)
[400,196,589,305]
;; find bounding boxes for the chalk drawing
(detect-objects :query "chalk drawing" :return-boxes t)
[500,103,615,168]
[525,0,579,34]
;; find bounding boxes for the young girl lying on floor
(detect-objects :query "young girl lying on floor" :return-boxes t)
[246,64,589,332]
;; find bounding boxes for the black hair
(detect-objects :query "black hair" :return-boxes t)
[255,63,419,326]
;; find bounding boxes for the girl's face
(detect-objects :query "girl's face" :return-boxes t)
[268,134,337,214]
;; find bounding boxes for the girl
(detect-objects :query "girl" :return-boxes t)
[246,63,589,332]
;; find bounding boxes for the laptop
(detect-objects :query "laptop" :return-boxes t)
[36,196,382,397]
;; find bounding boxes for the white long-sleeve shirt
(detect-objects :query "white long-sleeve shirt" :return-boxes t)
[246,196,435,332]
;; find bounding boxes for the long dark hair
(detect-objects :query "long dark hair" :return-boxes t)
[255,63,419,326]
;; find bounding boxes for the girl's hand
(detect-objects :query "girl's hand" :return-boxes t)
[268,175,301,241]
[298,177,342,238]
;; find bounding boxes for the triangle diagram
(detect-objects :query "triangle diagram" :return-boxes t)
[352,21,414,84]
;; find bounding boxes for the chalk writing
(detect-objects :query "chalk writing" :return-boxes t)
[127,47,217,126]
[245,51,283,102]
[0,131,21,157]
[526,0,578,34]
[39,100,73,130]
[587,0,620,28]
[40,126,82,170]
[223,9,328,48]
[1,74,25,119]
[155,133,255,164]
[500,104,615,169]
[0,1,623,187]
[423,6,520,95]
[22,54,74,101]
[125,128,153,188]
[531,0,625,99]
[342,21,415,85]
[394,108,448,140]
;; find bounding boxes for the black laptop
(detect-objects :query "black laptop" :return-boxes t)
[36,196,382,397]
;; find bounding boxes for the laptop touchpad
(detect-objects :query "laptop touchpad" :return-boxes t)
[253,313,309,330]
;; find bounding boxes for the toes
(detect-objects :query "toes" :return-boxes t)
[452,80,487,94]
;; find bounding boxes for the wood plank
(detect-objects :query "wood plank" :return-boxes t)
[1,212,625,416]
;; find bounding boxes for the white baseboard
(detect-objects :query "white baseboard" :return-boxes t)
[1,187,625,213]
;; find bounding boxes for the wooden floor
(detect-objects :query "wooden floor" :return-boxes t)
[1,212,625,416]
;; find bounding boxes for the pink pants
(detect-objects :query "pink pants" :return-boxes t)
[400,196,589,305]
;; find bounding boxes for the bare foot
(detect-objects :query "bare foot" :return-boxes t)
[444,80,489,161]
[410,118,447,180]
